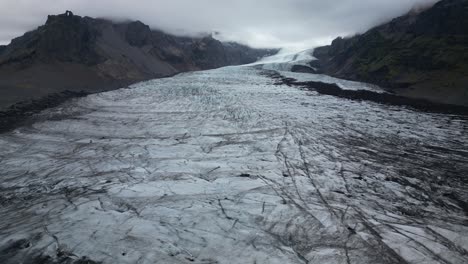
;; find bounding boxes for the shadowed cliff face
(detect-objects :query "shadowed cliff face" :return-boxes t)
[1,13,101,66]
[313,0,468,106]
[0,12,277,110]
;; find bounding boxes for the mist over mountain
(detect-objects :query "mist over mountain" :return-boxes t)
[314,0,468,106]
[0,0,440,49]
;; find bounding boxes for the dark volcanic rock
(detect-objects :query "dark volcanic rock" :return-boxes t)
[40,13,101,64]
[223,42,277,65]
[1,12,101,66]
[411,0,468,35]
[313,0,468,106]
[263,70,468,116]
[189,38,276,69]
[124,21,151,47]
[191,36,229,69]
[291,65,317,74]
[0,91,88,133]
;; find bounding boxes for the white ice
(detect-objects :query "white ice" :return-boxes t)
[0,54,467,264]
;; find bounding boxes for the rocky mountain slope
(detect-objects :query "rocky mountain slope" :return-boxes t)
[313,0,468,106]
[0,11,276,109]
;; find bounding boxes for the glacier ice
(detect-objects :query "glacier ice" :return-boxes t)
[0,62,467,263]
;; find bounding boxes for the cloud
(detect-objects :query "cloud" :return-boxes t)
[0,0,439,49]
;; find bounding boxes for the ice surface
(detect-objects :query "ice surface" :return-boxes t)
[249,48,316,72]
[0,60,467,263]
[249,48,384,92]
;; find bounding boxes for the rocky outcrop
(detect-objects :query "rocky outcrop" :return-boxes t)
[313,0,468,106]
[1,12,101,66]
[291,65,317,74]
[0,12,276,109]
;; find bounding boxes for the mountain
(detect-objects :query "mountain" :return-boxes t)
[0,11,276,109]
[313,0,468,106]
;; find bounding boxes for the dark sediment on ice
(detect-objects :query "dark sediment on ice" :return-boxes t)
[0,90,88,133]
[263,70,468,116]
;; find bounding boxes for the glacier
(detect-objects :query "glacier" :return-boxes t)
[0,52,467,264]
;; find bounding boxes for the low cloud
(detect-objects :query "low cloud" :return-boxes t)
[0,0,439,49]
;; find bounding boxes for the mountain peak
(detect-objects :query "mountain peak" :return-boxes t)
[45,10,80,25]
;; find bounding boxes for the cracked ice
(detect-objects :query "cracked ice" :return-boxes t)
[0,61,468,263]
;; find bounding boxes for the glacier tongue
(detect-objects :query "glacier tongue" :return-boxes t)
[248,48,317,71]
[0,65,467,264]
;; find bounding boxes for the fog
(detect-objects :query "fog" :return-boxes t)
[0,0,439,49]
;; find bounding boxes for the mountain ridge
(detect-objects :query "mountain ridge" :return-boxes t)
[313,0,468,106]
[0,11,277,109]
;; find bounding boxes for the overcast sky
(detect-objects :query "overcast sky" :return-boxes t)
[0,0,438,49]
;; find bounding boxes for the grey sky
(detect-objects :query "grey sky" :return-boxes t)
[0,0,438,49]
